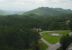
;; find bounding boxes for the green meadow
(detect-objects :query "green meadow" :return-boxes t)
[41,30,70,44]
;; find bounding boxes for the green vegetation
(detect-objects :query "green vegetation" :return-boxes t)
[24,7,72,17]
[40,41,48,50]
[41,31,70,44]
[58,34,72,50]
[0,28,40,50]
[0,7,72,50]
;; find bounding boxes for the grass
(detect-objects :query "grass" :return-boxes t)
[41,30,70,44]
[40,41,48,50]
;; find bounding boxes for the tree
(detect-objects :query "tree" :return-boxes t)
[58,34,72,50]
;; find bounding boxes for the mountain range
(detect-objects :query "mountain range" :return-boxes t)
[24,7,72,16]
[0,7,72,16]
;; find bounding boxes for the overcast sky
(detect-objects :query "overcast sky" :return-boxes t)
[0,0,72,11]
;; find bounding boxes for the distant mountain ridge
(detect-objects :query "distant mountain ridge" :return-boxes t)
[24,7,72,16]
[0,7,72,16]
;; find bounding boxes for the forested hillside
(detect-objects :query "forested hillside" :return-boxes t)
[24,7,72,16]
[0,13,72,30]
[0,7,72,50]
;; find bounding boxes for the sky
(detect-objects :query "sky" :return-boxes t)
[0,0,72,11]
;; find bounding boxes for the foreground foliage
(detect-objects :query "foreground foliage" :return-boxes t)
[58,34,72,50]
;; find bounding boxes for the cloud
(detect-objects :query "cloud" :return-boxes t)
[0,0,72,11]
[41,0,72,9]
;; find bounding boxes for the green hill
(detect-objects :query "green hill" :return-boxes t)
[24,7,72,16]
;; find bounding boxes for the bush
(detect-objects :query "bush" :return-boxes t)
[58,34,72,50]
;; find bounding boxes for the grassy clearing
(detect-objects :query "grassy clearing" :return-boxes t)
[41,30,70,44]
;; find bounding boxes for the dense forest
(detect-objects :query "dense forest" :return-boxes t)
[0,13,72,30]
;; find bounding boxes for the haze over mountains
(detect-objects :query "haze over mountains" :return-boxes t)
[0,10,25,15]
[0,7,72,16]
